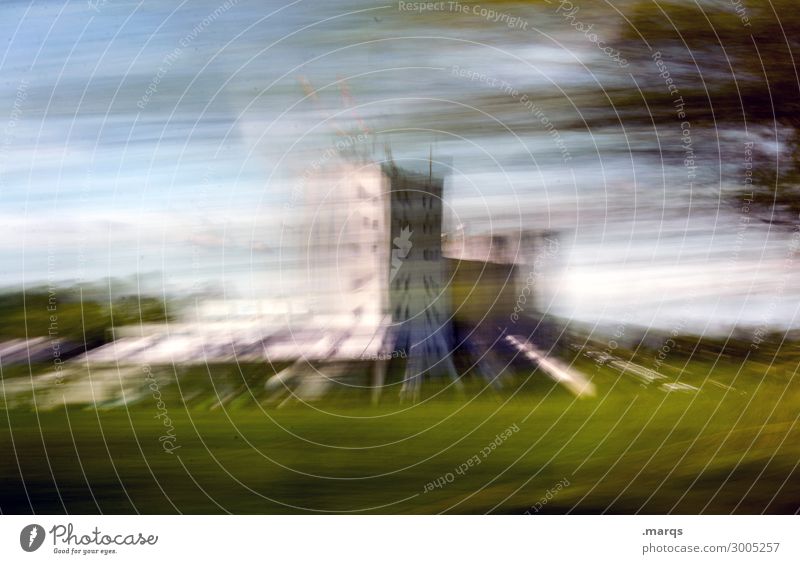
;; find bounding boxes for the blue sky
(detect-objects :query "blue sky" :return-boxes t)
[1,0,798,333]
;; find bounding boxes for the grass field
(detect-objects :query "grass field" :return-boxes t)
[1,355,799,514]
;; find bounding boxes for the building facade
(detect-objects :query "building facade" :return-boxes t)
[383,160,458,397]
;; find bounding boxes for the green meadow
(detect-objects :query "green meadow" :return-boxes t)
[2,354,798,514]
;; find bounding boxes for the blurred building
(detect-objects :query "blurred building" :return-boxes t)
[304,156,390,331]
[384,159,458,397]
[79,149,593,399]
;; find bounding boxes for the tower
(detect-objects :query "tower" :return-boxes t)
[384,158,459,399]
[304,155,390,330]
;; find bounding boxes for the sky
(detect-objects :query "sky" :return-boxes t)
[1,0,798,334]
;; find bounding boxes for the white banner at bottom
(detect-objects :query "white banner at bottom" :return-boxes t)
[1,515,797,563]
